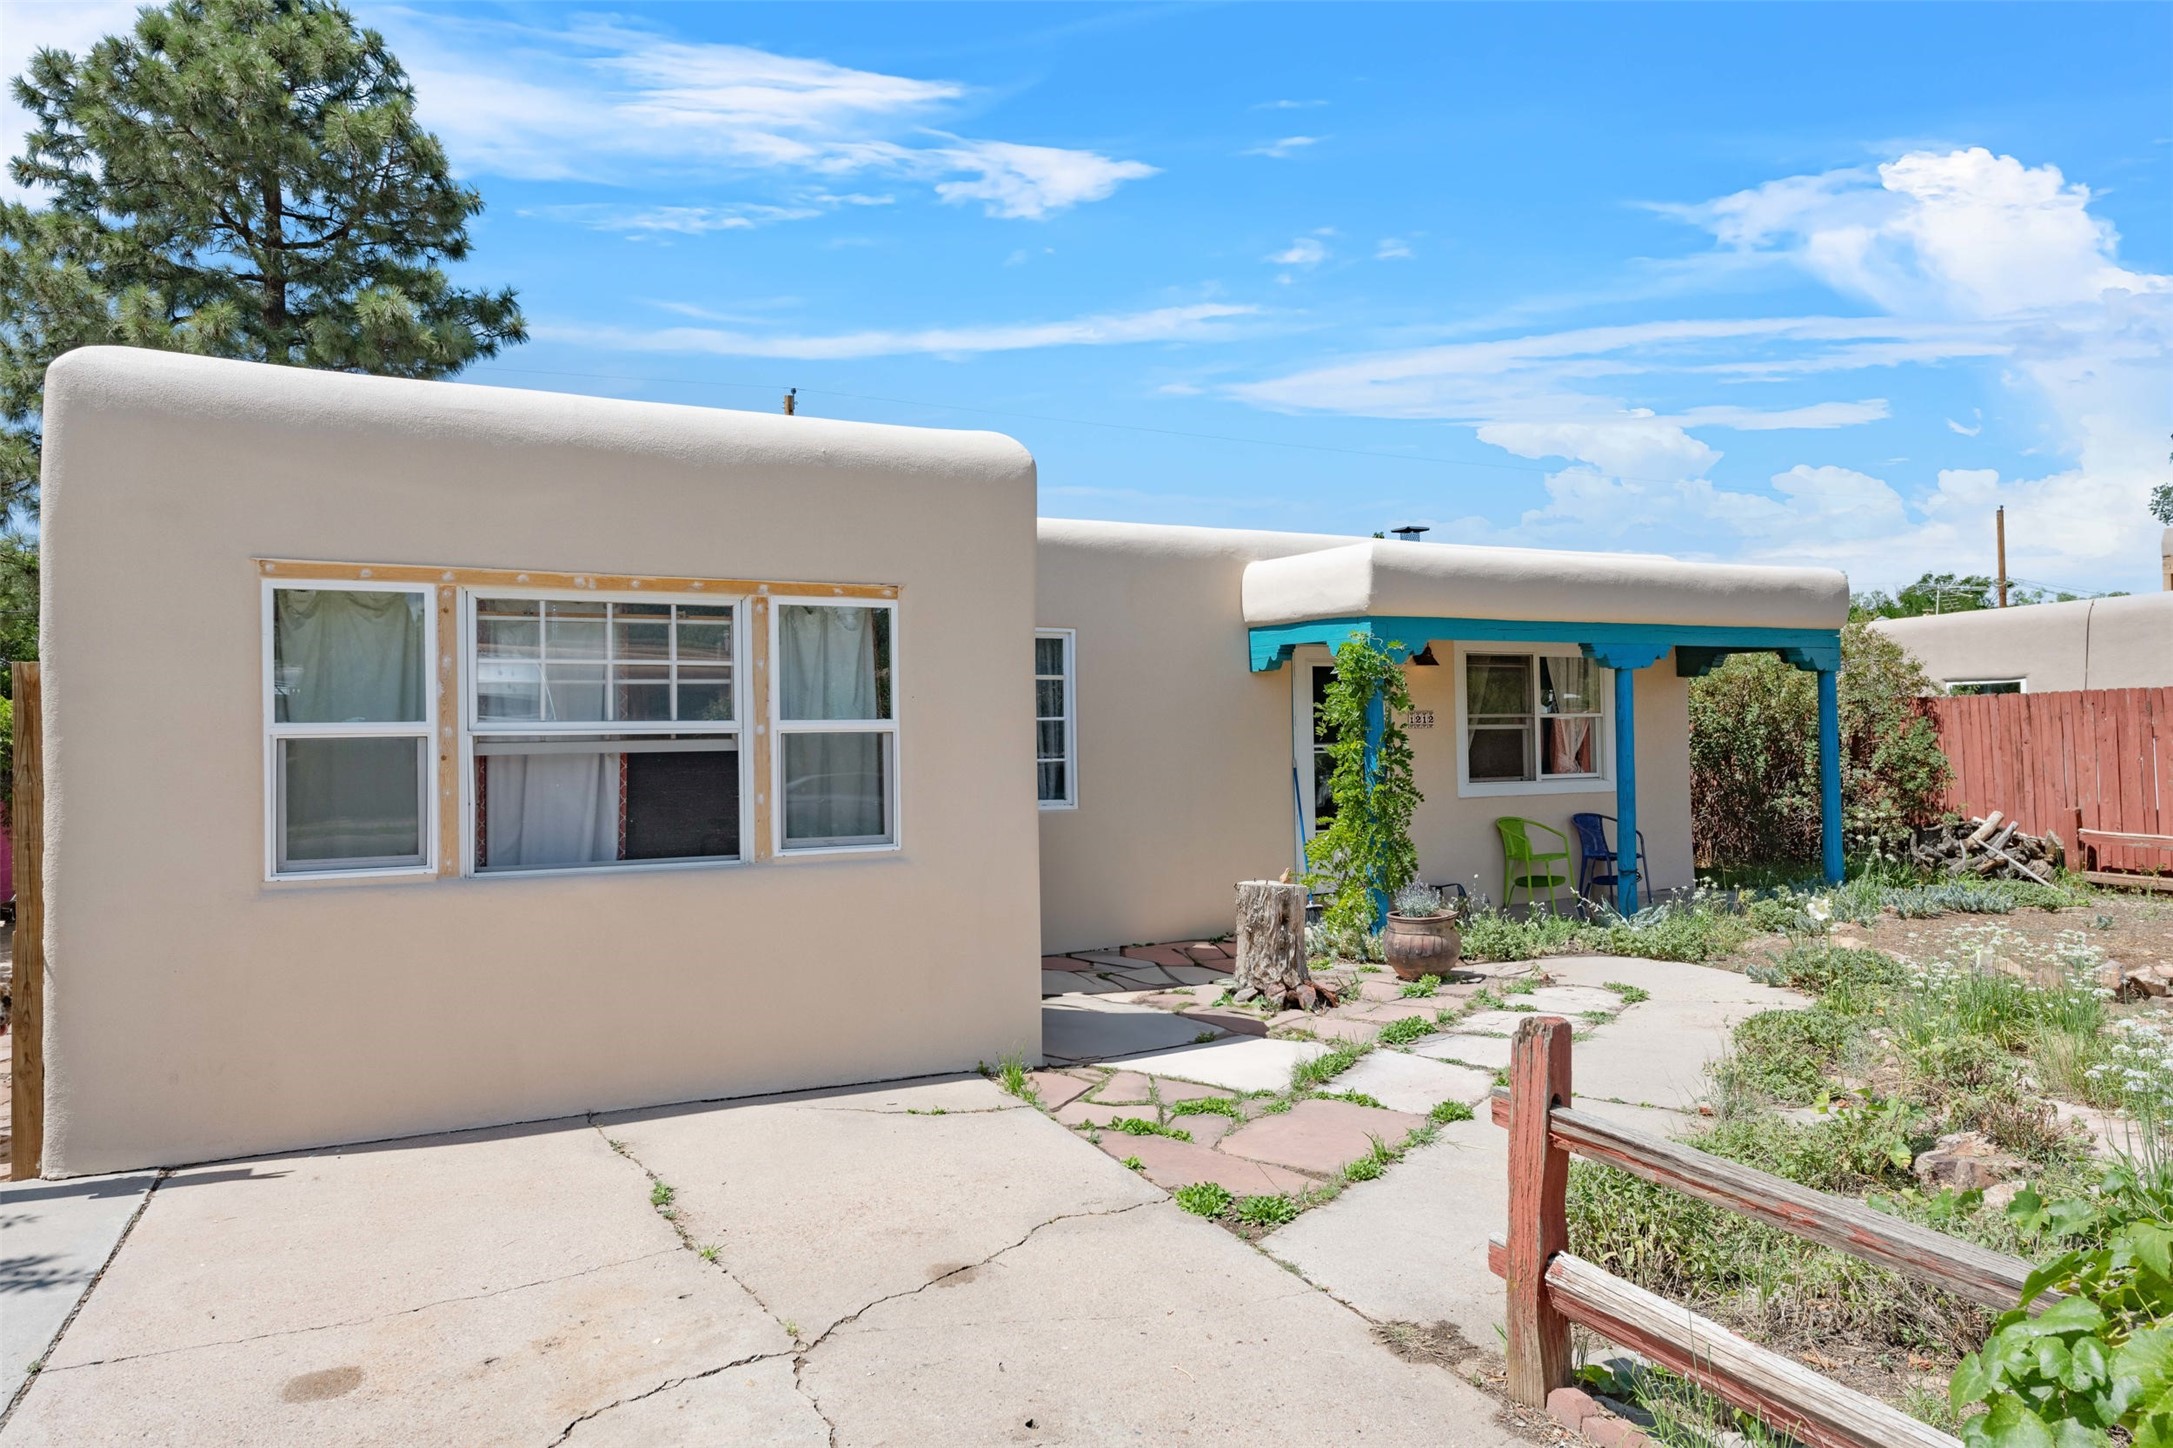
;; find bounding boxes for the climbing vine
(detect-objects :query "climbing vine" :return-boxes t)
[1307,634,1421,938]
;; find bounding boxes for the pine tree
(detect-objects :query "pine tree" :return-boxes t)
[0,0,526,515]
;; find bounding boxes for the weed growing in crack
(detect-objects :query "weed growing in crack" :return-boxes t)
[1193,1030,1220,1044]
[650,1181,676,1214]
[1122,1155,1145,1171]
[1379,1015,1437,1047]
[1431,1100,1476,1124]
[1581,1010,1613,1026]
[1314,1089,1387,1109]
[1234,1193,1301,1229]
[1169,1096,1244,1119]
[1107,1116,1192,1142]
[991,1052,1039,1105]
[1606,981,1652,1005]
[698,1244,721,1263]
[1175,1182,1234,1217]
[1399,974,1443,999]
[1502,977,1537,996]
[906,1106,948,1116]
[1468,987,1504,1012]
[1292,1041,1369,1089]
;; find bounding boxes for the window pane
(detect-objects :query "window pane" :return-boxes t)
[1035,636,1065,676]
[782,732,888,845]
[1038,760,1067,803]
[1466,654,1531,717]
[1468,725,1530,782]
[279,736,423,870]
[779,605,892,721]
[546,612,607,661]
[677,612,733,663]
[273,589,426,724]
[1035,678,1064,719]
[624,749,739,861]
[477,750,621,869]
[614,603,672,661]
[1539,655,1598,715]
[545,664,608,722]
[475,662,543,722]
[1037,720,1066,759]
[614,662,671,722]
[677,665,734,721]
[476,616,541,661]
[1541,716,1598,776]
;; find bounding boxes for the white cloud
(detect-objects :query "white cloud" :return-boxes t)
[1267,236,1329,267]
[535,302,1260,360]
[1946,409,1982,437]
[1376,237,1414,260]
[929,139,1157,220]
[1254,99,1328,110]
[524,203,822,235]
[1243,136,1319,159]
[370,11,1155,218]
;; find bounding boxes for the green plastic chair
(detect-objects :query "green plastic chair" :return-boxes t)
[1495,817,1573,915]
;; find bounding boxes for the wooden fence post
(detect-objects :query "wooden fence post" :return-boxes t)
[1505,1015,1572,1407]
[10,661,41,1180]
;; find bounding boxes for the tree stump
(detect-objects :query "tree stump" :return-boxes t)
[1232,880,1334,1011]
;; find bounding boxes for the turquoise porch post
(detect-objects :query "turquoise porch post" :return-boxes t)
[1818,666,1843,884]
[1363,683,1388,926]
[1611,665,1639,918]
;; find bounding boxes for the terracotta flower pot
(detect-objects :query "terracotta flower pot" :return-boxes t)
[1382,912,1462,981]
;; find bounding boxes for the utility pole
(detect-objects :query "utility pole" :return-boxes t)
[782,388,797,416]
[1995,506,2009,607]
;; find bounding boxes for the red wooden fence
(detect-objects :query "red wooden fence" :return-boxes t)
[1927,687,2171,874]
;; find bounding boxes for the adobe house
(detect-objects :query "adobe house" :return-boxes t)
[32,350,1848,1174]
[1870,592,2173,695]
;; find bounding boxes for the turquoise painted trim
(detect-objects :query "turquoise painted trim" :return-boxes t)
[1613,665,1640,918]
[1249,616,1840,673]
[1817,667,1843,885]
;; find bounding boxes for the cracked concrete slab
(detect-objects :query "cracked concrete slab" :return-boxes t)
[3,1120,787,1446]
[1042,998,1219,1062]
[559,1355,826,1446]
[800,1200,1531,1446]
[1101,1036,1328,1093]
[597,1077,1160,1343]
[0,1171,157,1409]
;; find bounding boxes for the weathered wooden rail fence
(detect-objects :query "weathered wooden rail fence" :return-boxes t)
[1487,1016,2039,1448]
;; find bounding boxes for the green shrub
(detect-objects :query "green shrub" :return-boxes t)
[1458,907,1602,962]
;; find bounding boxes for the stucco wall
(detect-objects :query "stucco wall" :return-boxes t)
[1872,594,2173,691]
[1035,521,1697,953]
[39,348,1042,1176]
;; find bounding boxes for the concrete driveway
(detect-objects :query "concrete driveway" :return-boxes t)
[0,1075,1534,1446]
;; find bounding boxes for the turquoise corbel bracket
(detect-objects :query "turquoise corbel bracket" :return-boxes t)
[1581,640,1671,671]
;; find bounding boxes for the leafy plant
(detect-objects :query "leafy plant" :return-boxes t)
[1399,973,1443,998]
[1105,1116,1191,1142]
[1605,981,1652,1005]
[1949,1175,2173,1446]
[1168,1095,1244,1119]
[1306,633,1420,937]
[1234,1193,1302,1229]
[1174,1182,1234,1217]
[1431,1100,1476,1124]
[1292,1041,1368,1089]
[1315,1090,1386,1109]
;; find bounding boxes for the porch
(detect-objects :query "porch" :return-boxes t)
[1242,540,1849,916]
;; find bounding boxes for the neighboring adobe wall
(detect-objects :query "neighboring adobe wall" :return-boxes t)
[1034,521,1696,954]
[1871,594,2173,692]
[38,348,1041,1176]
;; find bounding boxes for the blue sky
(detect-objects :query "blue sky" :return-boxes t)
[9,2,2170,593]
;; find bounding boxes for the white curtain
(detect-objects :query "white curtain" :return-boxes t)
[274,590,425,723]
[485,753,621,867]
[779,606,885,843]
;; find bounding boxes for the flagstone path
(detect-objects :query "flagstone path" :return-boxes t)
[1034,941,1810,1352]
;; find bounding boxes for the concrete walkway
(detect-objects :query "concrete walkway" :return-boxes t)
[0,1172,158,1409]
[1260,955,1804,1348]
[0,1075,1534,1446]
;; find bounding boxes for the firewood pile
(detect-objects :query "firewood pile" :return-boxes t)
[1908,811,2060,884]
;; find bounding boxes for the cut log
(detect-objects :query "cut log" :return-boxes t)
[1232,879,1330,1011]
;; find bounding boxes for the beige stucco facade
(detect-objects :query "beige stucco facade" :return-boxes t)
[1871,593,2173,692]
[1032,521,1800,954]
[38,348,1042,1176]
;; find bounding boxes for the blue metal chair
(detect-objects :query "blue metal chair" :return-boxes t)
[1569,812,1651,910]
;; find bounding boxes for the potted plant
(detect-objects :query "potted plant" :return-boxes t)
[1383,881,1468,980]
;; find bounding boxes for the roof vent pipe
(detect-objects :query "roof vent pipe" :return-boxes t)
[1389,524,1430,543]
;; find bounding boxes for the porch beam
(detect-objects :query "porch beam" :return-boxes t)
[1249,615,1839,674]
[1818,667,1844,885]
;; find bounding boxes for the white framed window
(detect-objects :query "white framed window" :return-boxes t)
[464,593,746,873]
[1035,629,1076,809]
[772,599,899,853]
[1946,679,2024,696]
[264,581,435,879]
[1455,648,1611,798]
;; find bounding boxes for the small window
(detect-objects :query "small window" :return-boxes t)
[1035,630,1076,808]
[468,595,742,872]
[1463,651,1607,788]
[266,586,432,876]
[775,602,898,850]
[1946,679,2023,696]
